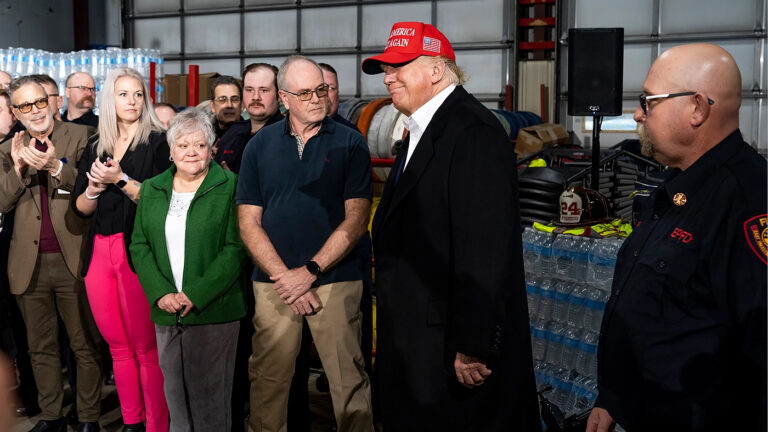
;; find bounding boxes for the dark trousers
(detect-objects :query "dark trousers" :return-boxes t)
[15,253,102,422]
[156,321,239,432]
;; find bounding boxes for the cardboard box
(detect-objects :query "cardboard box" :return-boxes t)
[161,72,222,107]
[197,72,220,104]
[163,74,188,106]
[515,123,569,156]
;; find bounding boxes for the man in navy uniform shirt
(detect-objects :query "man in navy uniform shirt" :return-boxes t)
[588,43,767,431]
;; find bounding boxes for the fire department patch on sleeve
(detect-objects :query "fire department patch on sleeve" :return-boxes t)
[743,214,768,265]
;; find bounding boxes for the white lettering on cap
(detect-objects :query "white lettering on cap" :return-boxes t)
[389,28,416,38]
[387,38,410,48]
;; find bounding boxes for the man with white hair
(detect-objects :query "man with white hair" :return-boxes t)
[362,21,540,431]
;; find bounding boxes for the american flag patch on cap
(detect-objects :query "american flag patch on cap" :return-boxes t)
[423,36,440,53]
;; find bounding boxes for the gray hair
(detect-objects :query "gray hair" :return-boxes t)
[97,68,164,156]
[277,55,323,91]
[8,76,46,102]
[166,108,215,150]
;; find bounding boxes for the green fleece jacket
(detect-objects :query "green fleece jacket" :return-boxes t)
[130,161,246,326]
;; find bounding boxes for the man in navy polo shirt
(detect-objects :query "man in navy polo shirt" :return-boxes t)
[237,55,374,432]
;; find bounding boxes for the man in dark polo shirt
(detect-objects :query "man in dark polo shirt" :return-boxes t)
[0,76,102,432]
[237,55,374,432]
[216,63,282,173]
[62,72,99,129]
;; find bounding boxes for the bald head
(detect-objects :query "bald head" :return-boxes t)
[636,44,743,169]
[649,43,742,120]
[0,71,11,90]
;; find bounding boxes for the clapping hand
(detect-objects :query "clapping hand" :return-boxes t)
[10,131,28,176]
[19,136,58,172]
[88,157,124,185]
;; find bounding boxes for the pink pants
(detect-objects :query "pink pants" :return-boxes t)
[85,234,169,432]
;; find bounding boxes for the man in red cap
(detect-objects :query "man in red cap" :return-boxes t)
[363,22,541,431]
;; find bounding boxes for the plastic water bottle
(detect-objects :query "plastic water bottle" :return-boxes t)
[552,234,574,280]
[531,319,547,361]
[525,274,539,320]
[533,361,550,391]
[551,279,573,323]
[566,283,587,328]
[522,227,538,274]
[588,237,624,291]
[536,231,555,276]
[531,318,548,362]
[576,331,599,378]
[572,237,593,283]
[561,324,582,371]
[583,288,609,333]
[564,373,586,415]
[545,321,565,367]
[536,278,554,322]
[551,367,574,408]
[583,378,598,405]
[570,376,596,415]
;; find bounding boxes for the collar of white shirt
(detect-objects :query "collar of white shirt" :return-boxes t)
[402,84,456,168]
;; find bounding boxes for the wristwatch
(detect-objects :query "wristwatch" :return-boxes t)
[116,173,130,189]
[305,260,322,276]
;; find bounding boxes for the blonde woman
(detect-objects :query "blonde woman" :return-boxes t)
[72,68,170,432]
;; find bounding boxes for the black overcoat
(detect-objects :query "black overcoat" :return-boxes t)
[372,86,541,431]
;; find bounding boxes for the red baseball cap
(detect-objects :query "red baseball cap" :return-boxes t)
[362,22,455,75]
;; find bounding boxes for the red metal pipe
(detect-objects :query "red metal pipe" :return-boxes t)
[371,158,395,167]
[149,62,156,104]
[188,65,199,107]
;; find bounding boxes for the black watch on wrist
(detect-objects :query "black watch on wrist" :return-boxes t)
[116,173,129,189]
[305,260,322,276]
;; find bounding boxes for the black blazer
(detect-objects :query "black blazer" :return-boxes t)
[73,131,171,275]
[372,86,540,431]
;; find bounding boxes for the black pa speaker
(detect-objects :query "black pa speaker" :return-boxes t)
[567,28,624,116]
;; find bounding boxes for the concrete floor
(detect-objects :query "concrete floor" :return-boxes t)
[11,372,340,432]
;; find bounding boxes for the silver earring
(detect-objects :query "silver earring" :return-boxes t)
[169,156,173,161]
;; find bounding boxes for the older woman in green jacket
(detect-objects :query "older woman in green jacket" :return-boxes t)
[130,108,245,432]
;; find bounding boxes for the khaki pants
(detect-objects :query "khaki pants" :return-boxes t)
[15,253,102,421]
[248,280,373,432]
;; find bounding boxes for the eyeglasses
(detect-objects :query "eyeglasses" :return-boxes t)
[13,97,49,114]
[214,95,241,104]
[638,92,715,115]
[281,84,329,102]
[47,93,59,98]
[67,86,97,93]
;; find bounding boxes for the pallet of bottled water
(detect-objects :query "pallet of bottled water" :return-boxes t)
[0,47,166,110]
[522,226,624,418]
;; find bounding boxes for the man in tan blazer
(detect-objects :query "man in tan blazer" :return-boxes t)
[0,76,102,432]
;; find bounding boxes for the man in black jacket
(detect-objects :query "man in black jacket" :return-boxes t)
[587,43,767,432]
[362,22,540,431]
[215,64,282,173]
[63,72,99,128]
